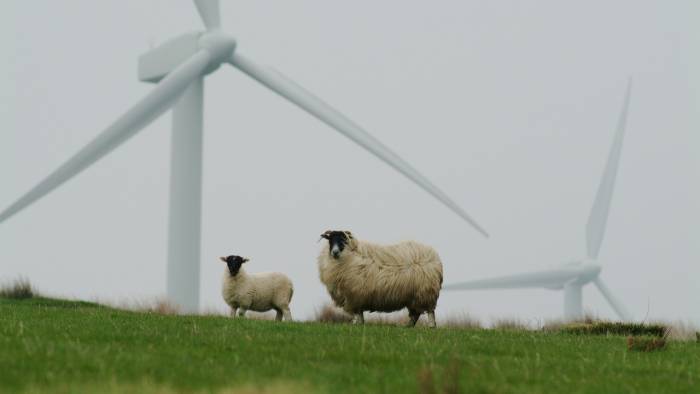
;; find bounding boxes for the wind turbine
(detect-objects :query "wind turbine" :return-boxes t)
[0,0,488,312]
[443,80,633,322]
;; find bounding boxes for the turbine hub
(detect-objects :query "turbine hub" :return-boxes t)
[572,261,602,285]
[198,31,236,68]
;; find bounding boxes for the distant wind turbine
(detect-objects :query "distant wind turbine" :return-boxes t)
[0,0,488,312]
[443,80,634,321]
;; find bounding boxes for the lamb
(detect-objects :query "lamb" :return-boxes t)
[219,255,294,321]
[317,230,443,327]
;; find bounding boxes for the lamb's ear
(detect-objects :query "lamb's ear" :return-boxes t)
[219,256,227,263]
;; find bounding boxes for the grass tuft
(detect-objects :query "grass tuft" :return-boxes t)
[554,321,667,337]
[662,321,700,341]
[0,278,34,299]
[439,313,483,330]
[542,313,600,330]
[492,318,529,331]
[114,298,181,315]
[627,336,667,352]
[416,359,462,394]
[416,367,436,394]
[442,358,461,394]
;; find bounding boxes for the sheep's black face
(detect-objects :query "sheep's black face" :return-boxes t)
[219,255,248,276]
[320,230,352,260]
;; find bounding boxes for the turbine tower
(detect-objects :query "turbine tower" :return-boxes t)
[0,0,488,312]
[444,80,633,321]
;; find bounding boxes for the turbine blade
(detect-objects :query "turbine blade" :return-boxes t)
[593,277,632,321]
[0,50,211,224]
[586,79,632,259]
[193,0,220,30]
[443,267,581,290]
[229,52,489,237]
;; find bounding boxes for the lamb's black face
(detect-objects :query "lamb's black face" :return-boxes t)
[320,230,352,259]
[220,255,248,276]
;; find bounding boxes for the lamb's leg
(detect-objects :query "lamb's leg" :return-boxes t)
[282,308,293,322]
[352,312,365,325]
[237,308,247,319]
[427,311,437,328]
[230,307,238,318]
[408,309,421,327]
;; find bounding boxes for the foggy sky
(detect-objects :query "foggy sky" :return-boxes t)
[2,1,698,324]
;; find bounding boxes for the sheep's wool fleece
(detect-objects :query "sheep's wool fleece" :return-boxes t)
[222,269,293,312]
[318,239,443,314]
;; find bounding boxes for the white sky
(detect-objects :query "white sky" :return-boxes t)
[2,1,698,324]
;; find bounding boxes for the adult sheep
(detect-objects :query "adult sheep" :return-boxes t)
[219,255,294,321]
[317,230,443,327]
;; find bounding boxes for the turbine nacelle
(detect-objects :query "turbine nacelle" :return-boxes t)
[541,261,600,289]
[138,31,236,84]
[566,261,601,286]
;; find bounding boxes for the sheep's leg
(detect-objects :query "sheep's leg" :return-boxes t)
[282,308,293,322]
[427,311,437,328]
[408,309,421,327]
[229,307,238,318]
[275,309,283,321]
[352,312,365,325]
[237,308,247,318]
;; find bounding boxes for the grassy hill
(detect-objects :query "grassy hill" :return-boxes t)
[1,296,698,393]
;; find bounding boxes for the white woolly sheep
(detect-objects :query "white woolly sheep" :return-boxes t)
[219,255,294,321]
[317,230,443,327]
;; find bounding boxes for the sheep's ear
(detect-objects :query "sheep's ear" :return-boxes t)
[242,257,250,263]
[320,231,331,239]
[345,231,354,239]
[219,256,227,263]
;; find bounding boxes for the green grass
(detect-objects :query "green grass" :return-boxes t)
[1,297,698,393]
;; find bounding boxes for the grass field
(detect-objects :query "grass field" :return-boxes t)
[1,296,698,393]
